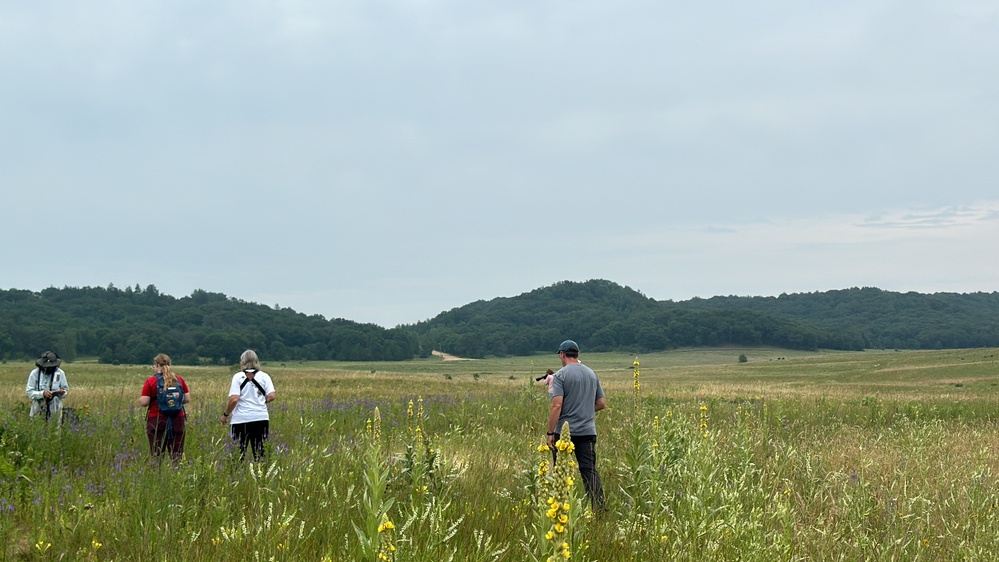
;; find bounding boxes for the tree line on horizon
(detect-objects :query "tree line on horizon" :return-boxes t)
[2,280,998,364]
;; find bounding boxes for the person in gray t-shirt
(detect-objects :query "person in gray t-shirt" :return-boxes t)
[545,339,606,509]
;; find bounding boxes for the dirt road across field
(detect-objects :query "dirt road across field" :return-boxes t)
[431,350,471,361]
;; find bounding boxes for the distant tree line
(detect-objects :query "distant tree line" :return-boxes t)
[0,285,419,365]
[410,280,858,358]
[3,281,999,364]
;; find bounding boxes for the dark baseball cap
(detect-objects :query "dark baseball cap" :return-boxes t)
[556,340,579,354]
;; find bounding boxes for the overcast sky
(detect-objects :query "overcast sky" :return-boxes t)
[2,1,997,328]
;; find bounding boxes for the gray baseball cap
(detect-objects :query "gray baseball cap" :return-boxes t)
[556,340,579,354]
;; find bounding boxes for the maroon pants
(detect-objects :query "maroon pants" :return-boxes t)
[146,415,186,461]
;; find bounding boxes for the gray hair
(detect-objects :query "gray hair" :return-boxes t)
[240,349,260,370]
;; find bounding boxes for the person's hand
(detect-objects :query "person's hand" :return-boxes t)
[43,390,52,399]
[546,433,556,450]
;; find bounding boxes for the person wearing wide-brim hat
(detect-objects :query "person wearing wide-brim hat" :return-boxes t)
[26,351,70,422]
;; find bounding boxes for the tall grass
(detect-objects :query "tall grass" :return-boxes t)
[1,348,998,560]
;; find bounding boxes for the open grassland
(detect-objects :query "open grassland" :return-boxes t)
[2,347,999,561]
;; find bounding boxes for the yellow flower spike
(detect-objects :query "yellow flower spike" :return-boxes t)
[633,357,640,391]
[538,443,550,452]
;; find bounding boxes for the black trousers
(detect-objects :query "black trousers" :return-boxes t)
[230,420,269,462]
[552,434,605,509]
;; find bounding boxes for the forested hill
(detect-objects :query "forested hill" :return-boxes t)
[0,285,418,364]
[3,281,999,364]
[674,287,999,350]
[411,281,999,358]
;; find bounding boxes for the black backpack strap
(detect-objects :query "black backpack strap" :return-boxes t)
[239,370,267,397]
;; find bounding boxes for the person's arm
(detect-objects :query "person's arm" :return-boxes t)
[594,397,607,412]
[139,378,151,406]
[546,396,563,449]
[54,371,68,397]
[183,393,192,404]
[26,371,42,401]
[221,394,239,424]
[263,375,276,404]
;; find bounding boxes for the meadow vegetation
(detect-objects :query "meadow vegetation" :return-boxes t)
[1,347,999,560]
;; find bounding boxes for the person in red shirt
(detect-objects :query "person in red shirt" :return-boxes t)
[139,353,191,462]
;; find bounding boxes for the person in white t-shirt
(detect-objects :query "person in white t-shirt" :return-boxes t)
[220,349,276,461]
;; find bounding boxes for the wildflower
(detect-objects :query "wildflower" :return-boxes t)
[377,513,397,561]
[373,408,382,441]
[632,358,640,392]
[91,540,102,550]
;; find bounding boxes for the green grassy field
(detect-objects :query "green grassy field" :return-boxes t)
[2,347,999,561]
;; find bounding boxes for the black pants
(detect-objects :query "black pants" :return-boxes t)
[230,420,269,462]
[553,434,605,509]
